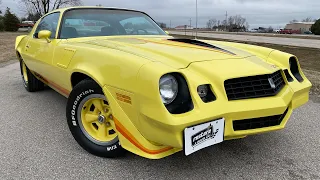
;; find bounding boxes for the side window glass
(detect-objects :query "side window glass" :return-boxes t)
[34,13,60,39]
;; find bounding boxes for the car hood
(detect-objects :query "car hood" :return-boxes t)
[78,36,271,69]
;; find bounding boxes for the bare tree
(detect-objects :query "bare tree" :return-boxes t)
[157,22,167,29]
[206,20,212,30]
[235,15,246,27]
[21,0,82,16]
[228,15,246,27]
[210,18,217,28]
[267,26,274,33]
[290,19,298,23]
[206,18,217,30]
[228,16,234,26]
[221,20,227,26]
[302,17,314,22]
[227,15,248,31]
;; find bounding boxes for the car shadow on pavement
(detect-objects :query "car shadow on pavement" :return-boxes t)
[12,80,319,179]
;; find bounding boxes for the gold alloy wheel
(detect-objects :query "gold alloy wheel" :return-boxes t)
[80,97,117,144]
[22,61,28,83]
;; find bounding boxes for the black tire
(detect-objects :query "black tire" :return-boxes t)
[19,60,44,92]
[66,79,125,158]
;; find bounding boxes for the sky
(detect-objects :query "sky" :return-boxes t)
[1,0,319,29]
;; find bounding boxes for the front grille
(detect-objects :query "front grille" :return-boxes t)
[233,108,289,131]
[224,70,285,100]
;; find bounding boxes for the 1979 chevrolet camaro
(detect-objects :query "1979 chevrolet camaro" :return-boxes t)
[15,7,312,159]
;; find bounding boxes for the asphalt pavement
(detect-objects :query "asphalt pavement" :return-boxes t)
[170,31,320,49]
[1,63,320,180]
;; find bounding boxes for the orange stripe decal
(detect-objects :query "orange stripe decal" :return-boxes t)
[47,79,70,96]
[34,73,70,96]
[114,118,173,154]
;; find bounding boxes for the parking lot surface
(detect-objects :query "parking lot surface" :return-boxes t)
[0,63,319,179]
[170,31,320,49]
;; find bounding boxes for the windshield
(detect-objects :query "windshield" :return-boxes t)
[59,9,167,39]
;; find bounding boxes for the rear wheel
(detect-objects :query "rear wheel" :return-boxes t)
[19,60,44,92]
[66,79,125,158]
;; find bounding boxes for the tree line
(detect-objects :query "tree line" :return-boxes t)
[0,8,20,31]
[311,19,320,35]
[21,0,82,16]
[290,17,317,23]
[0,0,319,35]
[206,15,249,32]
[0,0,82,31]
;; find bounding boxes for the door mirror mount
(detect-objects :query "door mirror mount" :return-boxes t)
[38,30,52,43]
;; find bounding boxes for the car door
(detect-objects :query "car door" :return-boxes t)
[23,12,61,79]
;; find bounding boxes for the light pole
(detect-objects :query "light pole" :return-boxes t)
[196,0,198,39]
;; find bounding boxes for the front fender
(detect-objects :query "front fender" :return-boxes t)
[67,47,149,90]
[267,50,294,68]
[15,35,27,50]
[268,50,312,109]
[70,64,107,90]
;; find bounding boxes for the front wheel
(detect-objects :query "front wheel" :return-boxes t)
[19,60,44,92]
[66,79,125,158]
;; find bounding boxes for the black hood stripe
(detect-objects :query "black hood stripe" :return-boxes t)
[168,38,236,55]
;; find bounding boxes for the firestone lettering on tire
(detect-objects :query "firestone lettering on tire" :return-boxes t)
[71,89,95,126]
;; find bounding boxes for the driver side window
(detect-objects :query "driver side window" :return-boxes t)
[34,12,60,39]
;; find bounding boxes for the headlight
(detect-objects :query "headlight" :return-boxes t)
[159,74,178,105]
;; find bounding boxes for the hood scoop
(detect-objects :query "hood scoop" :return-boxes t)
[168,38,236,55]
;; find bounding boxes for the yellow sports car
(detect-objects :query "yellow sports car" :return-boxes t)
[15,7,312,159]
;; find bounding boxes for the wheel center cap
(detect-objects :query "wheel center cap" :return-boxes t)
[98,115,106,123]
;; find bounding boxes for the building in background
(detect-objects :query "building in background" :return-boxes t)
[285,22,314,33]
[175,25,193,30]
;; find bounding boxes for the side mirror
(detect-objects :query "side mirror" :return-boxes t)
[38,30,52,43]
[165,31,170,35]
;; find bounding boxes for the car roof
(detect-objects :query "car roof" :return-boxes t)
[49,6,143,14]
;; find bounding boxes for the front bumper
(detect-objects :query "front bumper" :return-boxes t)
[139,85,297,148]
[103,68,311,159]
